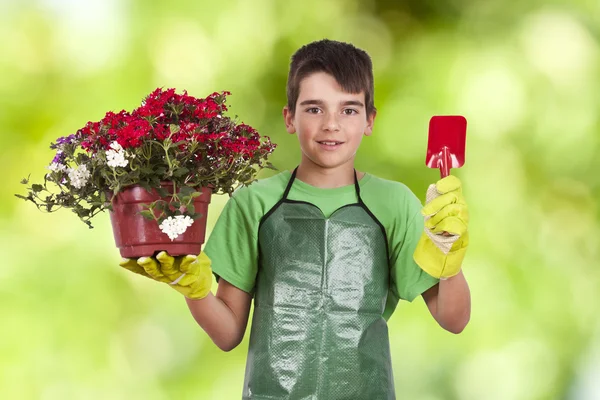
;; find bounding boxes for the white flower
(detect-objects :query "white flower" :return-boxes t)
[106,141,129,168]
[47,162,67,173]
[159,215,195,240]
[109,141,123,151]
[107,151,128,168]
[67,164,91,189]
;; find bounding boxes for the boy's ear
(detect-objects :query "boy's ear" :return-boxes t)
[364,110,377,136]
[283,106,296,134]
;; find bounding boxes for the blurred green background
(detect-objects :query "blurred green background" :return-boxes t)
[2,0,599,399]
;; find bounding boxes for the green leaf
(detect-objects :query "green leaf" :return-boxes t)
[31,184,44,193]
[138,210,155,220]
[149,177,161,188]
[156,187,169,198]
[139,181,152,193]
[266,161,279,171]
[172,167,189,177]
[178,186,195,197]
[154,166,167,176]
[156,201,168,212]
[186,204,195,214]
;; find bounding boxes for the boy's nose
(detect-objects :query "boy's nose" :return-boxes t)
[322,114,340,131]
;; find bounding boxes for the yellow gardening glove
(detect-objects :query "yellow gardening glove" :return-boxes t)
[413,175,469,279]
[119,251,213,299]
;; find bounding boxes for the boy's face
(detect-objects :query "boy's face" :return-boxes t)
[283,72,376,171]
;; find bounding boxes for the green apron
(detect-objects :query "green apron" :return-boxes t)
[243,167,395,399]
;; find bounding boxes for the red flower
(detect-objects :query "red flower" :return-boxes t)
[74,88,277,163]
[116,116,152,148]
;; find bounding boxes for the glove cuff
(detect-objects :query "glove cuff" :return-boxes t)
[185,286,212,300]
[414,232,468,279]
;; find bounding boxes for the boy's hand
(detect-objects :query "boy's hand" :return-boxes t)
[119,251,213,299]
[413,175,469,279]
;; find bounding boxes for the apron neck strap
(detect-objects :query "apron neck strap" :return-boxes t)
[353,169,361,199]
[282,167,298,200]
[283,167,362,202]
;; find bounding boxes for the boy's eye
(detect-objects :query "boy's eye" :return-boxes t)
[306,107,321,114]
[343,109,358,115]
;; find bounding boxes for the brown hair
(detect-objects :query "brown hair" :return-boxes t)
[286,39,376,117]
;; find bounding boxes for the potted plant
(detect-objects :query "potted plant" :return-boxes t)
[15,88,277,258]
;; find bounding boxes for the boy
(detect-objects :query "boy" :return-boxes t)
[120,39,471,399]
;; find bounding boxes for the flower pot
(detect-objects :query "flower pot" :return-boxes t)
[109,182,212,258]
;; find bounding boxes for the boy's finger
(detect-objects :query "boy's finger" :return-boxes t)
[156,251,178,276]
[426,203,468,228]
[422,192,460,216]
[431,217,467,236]
[119,258,149,277]
[138,256,169,282]
[436,175,462,194]
[180,255,201,274]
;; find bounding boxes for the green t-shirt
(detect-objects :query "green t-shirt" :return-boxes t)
[203,170,439,320]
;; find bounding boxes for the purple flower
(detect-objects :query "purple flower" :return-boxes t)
[50,134,78,150]
[52,150,66,164]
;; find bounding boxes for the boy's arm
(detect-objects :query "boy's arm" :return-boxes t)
[186,278,252,352]
[120,252,252,352]
[422,270,471,334]
[189,190,259,351]
[414,175,471,333]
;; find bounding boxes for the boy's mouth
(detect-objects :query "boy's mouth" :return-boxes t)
[316,140,344,148]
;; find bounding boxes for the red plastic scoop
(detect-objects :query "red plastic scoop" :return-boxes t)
[426,115,467,178]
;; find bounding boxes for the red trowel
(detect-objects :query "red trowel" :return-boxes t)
[426,115,467,178]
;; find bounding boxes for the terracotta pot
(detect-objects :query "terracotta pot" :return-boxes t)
[108,182,212,258]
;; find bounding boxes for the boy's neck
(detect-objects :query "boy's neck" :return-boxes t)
[293,162,364,189]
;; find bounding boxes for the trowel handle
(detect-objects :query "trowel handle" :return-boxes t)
[439,146,453,237]
[440,146,451,178]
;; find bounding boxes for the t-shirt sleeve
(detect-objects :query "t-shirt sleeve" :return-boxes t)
[203,194,258,295]
[385,189,439,315]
